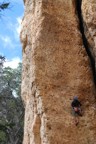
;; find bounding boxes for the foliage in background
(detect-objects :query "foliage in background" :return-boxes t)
[0,2,10,12]
[0,56,24,144]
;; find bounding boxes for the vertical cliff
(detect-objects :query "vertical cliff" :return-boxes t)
[82,0,96,83]
[20,0,96,144]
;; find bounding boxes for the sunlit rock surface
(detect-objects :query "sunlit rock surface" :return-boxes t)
[20,0,96,144]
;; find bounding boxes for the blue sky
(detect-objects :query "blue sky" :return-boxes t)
[0,0,24,68]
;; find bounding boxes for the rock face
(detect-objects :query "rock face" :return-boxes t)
[20,0,96,144]
[82,0,96,71]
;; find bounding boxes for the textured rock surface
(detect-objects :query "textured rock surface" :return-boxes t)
[82,0,96,69]
[20,0,96,144]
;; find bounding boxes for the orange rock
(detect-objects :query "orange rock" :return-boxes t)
[20,0,96,143]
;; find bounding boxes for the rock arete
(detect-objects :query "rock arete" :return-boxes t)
[20,0,96,144]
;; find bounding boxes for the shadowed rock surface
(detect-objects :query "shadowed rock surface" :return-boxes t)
[20,0,96,144]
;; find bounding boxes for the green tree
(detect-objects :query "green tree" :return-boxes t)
[0,58,24,144]
[0,55,5,66]
[0,2,10,12]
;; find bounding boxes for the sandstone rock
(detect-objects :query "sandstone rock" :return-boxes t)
[20,0,96,144]
[82,0,96,69]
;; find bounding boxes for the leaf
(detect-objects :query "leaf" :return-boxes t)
[0,3,10,10]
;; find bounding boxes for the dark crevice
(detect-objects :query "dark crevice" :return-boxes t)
[76,0,96,84]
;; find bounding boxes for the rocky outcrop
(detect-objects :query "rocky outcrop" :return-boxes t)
[20,0,96,144]
[82,0,96,81]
